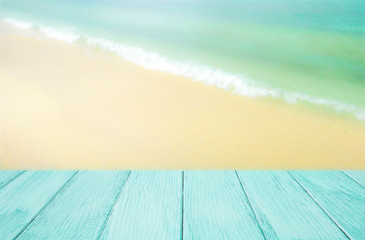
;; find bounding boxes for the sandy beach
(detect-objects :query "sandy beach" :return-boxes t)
[1,30,364,169]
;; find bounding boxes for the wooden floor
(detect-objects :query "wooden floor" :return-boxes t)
[0,171,364,240]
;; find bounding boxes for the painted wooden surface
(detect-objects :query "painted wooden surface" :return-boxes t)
[183,171,265,240]
[291,171,365,240]
[0,170,363,240]
[100,171,182,240]
[343,171,365,187]
[0,170,24,189]
[0,171,76,240]
[236,171,348,239]
[18,171,130,240]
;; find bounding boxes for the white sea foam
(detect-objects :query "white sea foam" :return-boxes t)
[283,92,365,121]
[3,17,365,121]
[3,18,33,29]
[39,25,80,43]
[86,37,279,98]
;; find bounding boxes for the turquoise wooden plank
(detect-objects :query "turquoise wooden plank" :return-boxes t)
[183,171,265,240]
[291,171,365,240]
[0,171,76,240]
[17,171,130,240]
[343,171,365,187]
[236,171,348,240]
[100,171,182,240]
[0,170,24,189]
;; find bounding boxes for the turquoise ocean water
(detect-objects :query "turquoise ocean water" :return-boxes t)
[1,0,364,120]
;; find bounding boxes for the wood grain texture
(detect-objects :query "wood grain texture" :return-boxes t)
[0,171,76,240]
[343,171,365,187]
[100,171,182,240]
[0,170,24,189]
[0,170,363,240]
[291,171,365,240]
[183,171,265,240]
[18,171,130,240]
[236,171,347,240]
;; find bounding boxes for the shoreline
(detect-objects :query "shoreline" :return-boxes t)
[1,32,365,169]
[1,17,364,121]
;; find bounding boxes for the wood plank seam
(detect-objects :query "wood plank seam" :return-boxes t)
[181,171,184,240]
[97,171,132,240]
[13,171,79,240]
[0,171,26,190]
[287,171,351,240]
[341,171,365,188]
[234,171,268,240]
